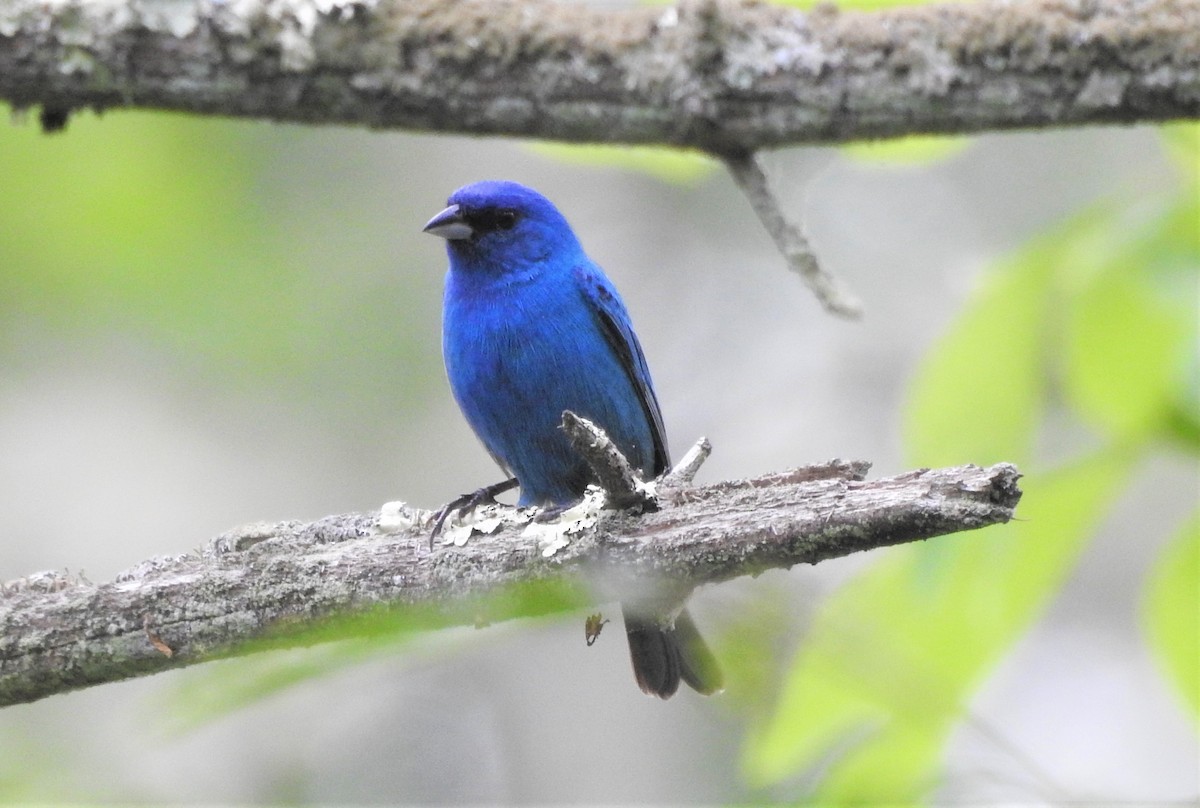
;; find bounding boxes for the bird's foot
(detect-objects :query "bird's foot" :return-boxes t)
[430,477,519,546]
[531,502,574,523]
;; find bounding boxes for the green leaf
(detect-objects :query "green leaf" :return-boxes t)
[709,582,809,721]
[1143,512,1200,723]
[1159,122,1199,176]
[1165,341,1200,453]
[742,450,1133,800]
[1060,180,1198,444]
[528,143,716,185]
[1147,190,1200,453]
[1063,264,1190,441]
[903,222,1066,468]
[842,135,971,166]
[904,189,1198,469]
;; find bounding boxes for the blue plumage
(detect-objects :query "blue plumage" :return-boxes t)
[434,181,665,505]
[425,181,720,698]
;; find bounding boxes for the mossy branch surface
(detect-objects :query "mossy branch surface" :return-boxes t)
[0,0,1195,144]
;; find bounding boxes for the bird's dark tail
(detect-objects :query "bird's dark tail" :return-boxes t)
[623,606,723,699]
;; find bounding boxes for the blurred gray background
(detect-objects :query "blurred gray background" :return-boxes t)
[0,118,1195,803]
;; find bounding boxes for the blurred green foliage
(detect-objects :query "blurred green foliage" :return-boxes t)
[528,143,716,185]
[0,112,282,365]
[740,125,1199,800]
[744,450,1133,799]
[841,135,970,165]
[530,133,968,177]
[165,578,589,732]
[1144,513,1200,723]
[0,110,439,415]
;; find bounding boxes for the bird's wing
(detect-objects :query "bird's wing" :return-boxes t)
[574,264,670,475]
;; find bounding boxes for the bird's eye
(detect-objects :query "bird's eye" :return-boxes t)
[495,209,518,230]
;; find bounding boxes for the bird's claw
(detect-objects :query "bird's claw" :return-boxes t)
[531,502,572,523]
[430,477,518,547]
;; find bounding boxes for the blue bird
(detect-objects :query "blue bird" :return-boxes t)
[424,180,722,699]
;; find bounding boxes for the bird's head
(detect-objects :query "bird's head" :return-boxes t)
[423,181,584,278]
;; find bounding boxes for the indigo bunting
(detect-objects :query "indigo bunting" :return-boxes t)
[424,180,721,699]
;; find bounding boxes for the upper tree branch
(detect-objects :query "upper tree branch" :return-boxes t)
[0,0,1195,147]
[0,460,1021,707]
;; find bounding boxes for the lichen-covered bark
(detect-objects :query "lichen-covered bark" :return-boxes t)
[0,0,1195,145]
[0,461,1021,707]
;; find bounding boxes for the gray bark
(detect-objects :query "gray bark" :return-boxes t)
[0,0,1195,146]
[0,460,1021,708]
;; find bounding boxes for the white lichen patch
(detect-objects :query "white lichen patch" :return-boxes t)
[636,479,657,502]
[524,488,606,558]
[207,0,382,71]
[377,501,421,534]
[438,502,531,547]
[278,26,315,71]
[136,0,201,39]
[1075,70,1128,108]
[312,0,380,15]
[446,512,504,547]
[208,521,285,553]
[59,46,96,76]
[3,569,77,595]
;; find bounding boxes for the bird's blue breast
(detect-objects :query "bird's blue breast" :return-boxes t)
[443,262,658,507]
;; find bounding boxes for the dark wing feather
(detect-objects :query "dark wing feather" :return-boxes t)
[575,266,670,475]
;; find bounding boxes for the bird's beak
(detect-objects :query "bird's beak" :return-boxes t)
[422,204,474,241]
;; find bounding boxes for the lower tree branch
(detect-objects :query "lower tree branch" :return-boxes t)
[0,459,1021,708]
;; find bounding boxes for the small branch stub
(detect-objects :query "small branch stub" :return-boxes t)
[661,437,713,487]
[560,410,657,511]
[724,152,863,319]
